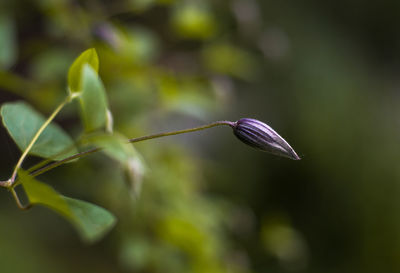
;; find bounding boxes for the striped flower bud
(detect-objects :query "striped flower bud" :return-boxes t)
[232,118,300,160]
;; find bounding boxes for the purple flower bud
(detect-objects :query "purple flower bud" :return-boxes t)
[232,118,300,160]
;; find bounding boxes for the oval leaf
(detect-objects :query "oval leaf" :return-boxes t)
[63,196,117,243]
[21,170,72,217]
[79,65,109,132]
[68,48,99,93]
[1,101,77,160]
[20,170,116,243]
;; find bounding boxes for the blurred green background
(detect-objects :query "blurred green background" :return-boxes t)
[1,0,400,272]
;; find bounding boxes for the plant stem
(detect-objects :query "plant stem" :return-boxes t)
[127,120,235,143]
[29,120,235,178]
[8,96,72,186]
[10,188,32,210]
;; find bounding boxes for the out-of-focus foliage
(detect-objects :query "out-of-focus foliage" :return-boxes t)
[1,0,400,273]
[0,13,17,69]
[171,2,217,40]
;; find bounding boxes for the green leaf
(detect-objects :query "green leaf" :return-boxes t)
[79,65,109,132]
[0,13,17,69]
[0,101,77,160]
[21,170,71,217]
[63,196,117,243]
[20,170,117,243]
[67,48,99,93]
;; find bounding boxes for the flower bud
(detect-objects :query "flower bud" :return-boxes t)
[232,118,300,160]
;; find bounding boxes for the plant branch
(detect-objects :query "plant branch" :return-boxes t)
[9,95,72,185]
[29,120,235,178]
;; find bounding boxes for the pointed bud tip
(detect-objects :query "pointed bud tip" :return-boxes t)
[232,118,300,160]
[291,151,301,161]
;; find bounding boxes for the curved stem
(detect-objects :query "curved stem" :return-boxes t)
[29,120,234,178]
[8,96,71,185]
[10,188,32,210]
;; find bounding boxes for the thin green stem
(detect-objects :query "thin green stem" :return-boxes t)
[10,188,32,210]
[25,135,86,175]
[9,96,72,185]
[127,120,235,143]
[29,120,234,178]
[30,147,100,178]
